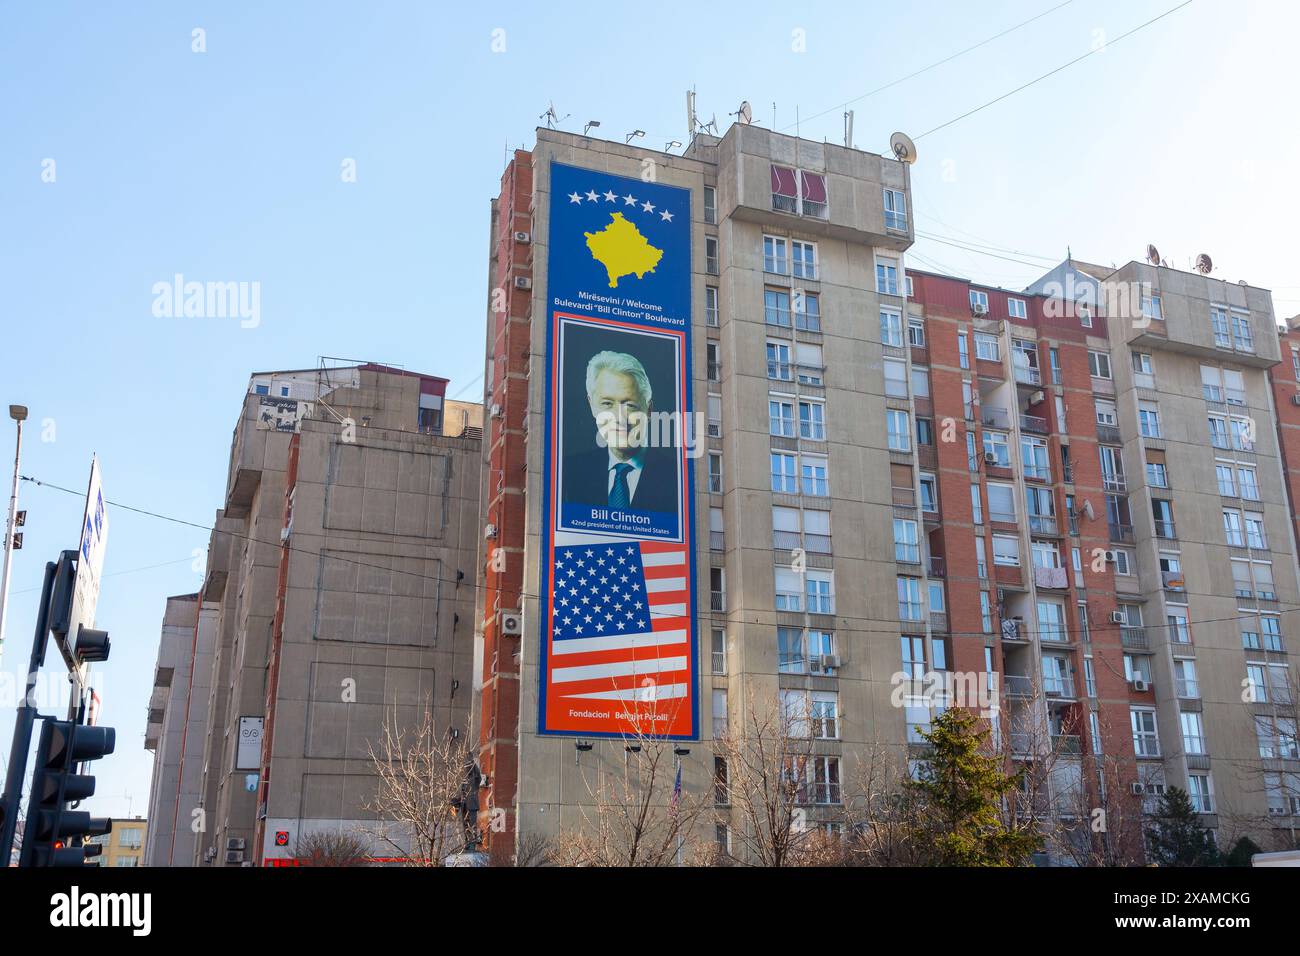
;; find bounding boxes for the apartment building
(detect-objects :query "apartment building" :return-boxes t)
[145,362,483,865]
[476,123,918,858]
[89,818,148,867]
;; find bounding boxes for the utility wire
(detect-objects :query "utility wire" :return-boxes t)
[18,474,1299,642]
[916,0,1196,140]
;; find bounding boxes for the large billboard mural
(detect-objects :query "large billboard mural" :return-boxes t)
[539,161,697,738]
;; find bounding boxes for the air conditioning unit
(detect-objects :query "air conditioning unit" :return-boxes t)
[514,276,532,290]
[1131,678,1149,692]
[1103,550,1117,563]
[820,654,841,671]
[1130,782,1145,796]
[225,850,245,864]
[500,610,523,636]
[983,451,997,464]
[971,303,988,316]
[225,837,246,851]
[514,231,531,243]
[1109,611,1126,624]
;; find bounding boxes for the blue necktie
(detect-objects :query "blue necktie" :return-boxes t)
[609,462,633,508]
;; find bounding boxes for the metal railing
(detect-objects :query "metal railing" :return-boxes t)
[1020,414,1048,435]
[1028,514,1058,535]
[1121,626,1148,650]
[928,556,947,578]
[981,407,1011,430]
[1097,423,1122,444]
[1014,365,1042,386]
[1004,675,1034,697]
[710,531,725,551]
[1154,520,1177,539]
[1103,473,1127,492]
[1162,570,1186,590]
[1109,523,1135,543]
[1023,462,1051,481]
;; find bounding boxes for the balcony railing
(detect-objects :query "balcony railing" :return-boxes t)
[1102,473,1127,492]
[710,531,725,551]
[981,407,1011,430]
[1043,676,1075,698]
[1003,675,1034,697]
[1014,365,1042,386]
[928,556,946,578]
[1023,462,1051,481]
[1020,414,1048,435]
[1109,523,1134,543]
[1162,570,1185,591]
[1154,520,1177,539]
[1051,734,1082,755]
[989,510,1018,525]
[1038,622,1069,642]
[710,592,725,613]
[1120,626,1148,650]
[1062,464,1074,483]
[1028,514,1058,535]
[1096,423,1122,444]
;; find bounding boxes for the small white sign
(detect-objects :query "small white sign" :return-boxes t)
[237,716,264,770]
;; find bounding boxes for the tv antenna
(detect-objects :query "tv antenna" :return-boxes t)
[540,101,569,129]
[889,131,917,164]
[1146,244,1161,266]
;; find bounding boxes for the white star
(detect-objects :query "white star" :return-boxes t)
[659,209,674,222]
[603,189,617,202]
[623,194,637,206]
[585,189,599,202]
[641,200,656,213]
[568,192,582,204]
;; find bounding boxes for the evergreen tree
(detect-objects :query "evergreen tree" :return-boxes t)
[1145,787,1221,866]
[1223,835,1261,867]
[906,708,1042,866]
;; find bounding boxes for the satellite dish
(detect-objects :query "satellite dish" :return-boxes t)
[1195,253,1213,275]
[1146,244,1161,266]
[890,131,917,164]
[737,101,753,125]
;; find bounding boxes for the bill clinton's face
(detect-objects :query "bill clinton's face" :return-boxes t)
[589,369,648,459]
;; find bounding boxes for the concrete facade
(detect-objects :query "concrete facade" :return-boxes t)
[145,363,483,865]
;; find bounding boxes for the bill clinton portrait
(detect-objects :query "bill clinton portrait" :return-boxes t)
[561,348,679,515]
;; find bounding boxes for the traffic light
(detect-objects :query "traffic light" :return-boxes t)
[74,626,111,663]
[19,719,115,867]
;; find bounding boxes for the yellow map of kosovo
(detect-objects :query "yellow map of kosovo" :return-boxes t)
[584,212,663,288]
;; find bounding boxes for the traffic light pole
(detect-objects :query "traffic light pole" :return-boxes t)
[0,559,55,864]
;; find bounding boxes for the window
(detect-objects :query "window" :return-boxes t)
[705,236,719,275]
[910,366,930,398]
[798,400,825,440]
[1168,611,1190,644]
[1211,305,1231,348]
[1132,351,1155,388]
[1181,712,1206,755]
[970,484,983,524]
[928,580,945,613]
[883,188,907,230]
[1245,512,1267,550]
[1223,509,1245,547]
[791,240,817,280]
[1131,709,1160,757]
[1036,600,1066,642]
[970,289,989,313]
[767,341,792,380]
[1206,415,1228,448]
[1230,416,1254,451]
[883,358,908,397]
[1088,350,1112,379]
[713,688,728,738]
[778,627,804,673]
[979,591,993,633]
[1007,297,1027,319]
[900,634,926,680]
[1123,654,1151,684]
[801,456,829,496]
[1021,437,1050,480]
[796,342,823,384]
[253,382,270,395]
[1147,461,1168,488]
[916,417,934,446]
[774,568,802,611]
[986,482,1016,523]
[711,628,726,674]
[919,473,938,512]
[887,410,911,451]
[907,319,926,348]
[1138,402,1161,438]
[710,567,725,612]
[703,185,717,224]
[897,576,923,620]
[1262,615,1283,651]
[794,290,820,331]
[806,570,834,613]
[1172,659,1198,698]
[1231,309,1254,352]
[1239,466,1259,500]
[1247,663,1268,703]
[957,332,969,369]
[769,400,795,437]
[1188,775,1214,813]
[1095,400,1118,426]
[706,342,721,381]
[879,309,904,347]
[1257,716,1299,760]
[974,332,999,361]
[876,257,900,295]
[1084,657,1097,698]
[705,286,719,326]
[811,693,839,739]
[763,235,788,275]
[983,431,1011,467]
[894,518,920,563]
[708,452,723,494]
[992,534,1020,567]
[1152,498,1175,538]
[1201,364,1225,402]
[1253,561,1275,600]
[1215,463,1236,496]
[714,761,729,806]
[1142,294,1163,321]
[771,451,797,493]
[279,385,290,397]
[765,288,791,327]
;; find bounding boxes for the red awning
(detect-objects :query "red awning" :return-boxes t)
[800,171,827,204]
[771,164,798,197]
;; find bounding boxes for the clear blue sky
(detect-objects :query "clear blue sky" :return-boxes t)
[1,0,1294,819]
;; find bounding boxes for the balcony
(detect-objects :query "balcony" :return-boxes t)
[1162,571,1186,591]
[1004,675,1034,697]
[710,531,725,551]
[1051,734,1082,756]
[981,407,1011,430]
[1023,462,1051,482]
[1014,365,1042,387]
[1102,473,1127,492]
[1043,676,1075,699]
[1001,619,1028,642]
[1096,423,1122,444]
[710,591,725,613]
[1109,523,1135,544]
[1020,414,1048,435]
[1120,626,1148,650]
[928,556,947,578]
[1153,520,1177,540]
[1028,514,1058,536]
[1037,622,1069,643]
[1033,565,1068,590]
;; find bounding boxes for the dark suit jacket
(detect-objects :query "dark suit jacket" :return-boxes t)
[562,444,679,514]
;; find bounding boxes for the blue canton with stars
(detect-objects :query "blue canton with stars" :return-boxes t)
[552,543,650,640]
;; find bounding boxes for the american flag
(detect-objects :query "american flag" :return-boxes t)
[549,540,691,703]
